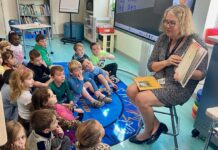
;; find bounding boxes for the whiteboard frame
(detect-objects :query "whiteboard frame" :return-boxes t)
[59,0,80,14]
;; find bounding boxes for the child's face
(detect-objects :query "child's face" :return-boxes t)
[72,67,82,77]
[50,116,58,131]
[14,128,26,149]
[82,59,94,71]
[38,39,47,48]
[6,55,16,66]
[47,89,57,107]
[53,71,65,84]
[23,72,34,89]
[11,35,20,46]
[75,46,84,57]
[32,56,42,66]
[91,44,101,56]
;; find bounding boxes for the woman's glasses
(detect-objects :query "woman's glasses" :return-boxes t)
[163,19,176,27]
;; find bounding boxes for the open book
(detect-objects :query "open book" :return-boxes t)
[176,39,207,88]
[134,76,161,91]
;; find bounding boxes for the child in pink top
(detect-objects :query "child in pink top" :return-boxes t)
[8,31,24,64]
[31,87,84,130]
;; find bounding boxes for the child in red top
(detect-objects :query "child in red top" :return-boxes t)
[31,87,84,130]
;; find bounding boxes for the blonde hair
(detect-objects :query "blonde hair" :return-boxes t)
[73,43,84,51]
[0,41,11,53]
[76,120,102,149]
[68,60,82,73]
[159,5,195,37]
[9,66,33,101]
[2,121,28,150]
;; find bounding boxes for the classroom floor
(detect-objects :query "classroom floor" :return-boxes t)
[24,37,215,150]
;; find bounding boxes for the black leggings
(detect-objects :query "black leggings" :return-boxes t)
[103,63,118,77]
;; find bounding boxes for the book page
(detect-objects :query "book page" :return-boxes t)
[176,40,207,87]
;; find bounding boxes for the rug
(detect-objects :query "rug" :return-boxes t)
[53,62,141,146]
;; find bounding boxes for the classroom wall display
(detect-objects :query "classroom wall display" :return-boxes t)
[114,0,196,42]
[59,0,80,13]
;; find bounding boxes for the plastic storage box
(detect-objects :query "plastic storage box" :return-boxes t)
[63,22,84,42]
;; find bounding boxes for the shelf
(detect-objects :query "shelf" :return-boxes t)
[20,15,50,17]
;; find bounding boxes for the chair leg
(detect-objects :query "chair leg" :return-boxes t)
[204,124,214,150]
[170,107,178,150]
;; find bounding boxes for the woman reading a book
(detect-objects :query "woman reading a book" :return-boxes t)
[127,5,208,144]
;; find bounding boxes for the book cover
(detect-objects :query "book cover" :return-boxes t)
[134,76,161,91]
[176,40,207,88]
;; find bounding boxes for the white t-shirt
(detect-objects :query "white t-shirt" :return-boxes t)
[17,90,32,120]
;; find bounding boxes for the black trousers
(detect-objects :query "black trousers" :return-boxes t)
[103,63,118,77]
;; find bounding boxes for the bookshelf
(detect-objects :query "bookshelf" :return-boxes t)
[16,0,52,35]
[84,0,110,42]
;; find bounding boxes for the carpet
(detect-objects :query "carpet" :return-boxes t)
[53,62,141,146]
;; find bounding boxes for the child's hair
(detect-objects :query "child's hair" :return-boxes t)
[29,49,41,61]
[8,31,18,44]
[30,109,55,132]
[73,42,84,51]
[0,40,11,53]
[3,121,27,150]
[68,60,82,73]
[50,66,64,77]
[3,69,15,84]
[90,42,98,49]
[76,120,102,149]
[35,34,45,42]
[31,87,50,111]
[2,50,14,66]
[9,66,33,101]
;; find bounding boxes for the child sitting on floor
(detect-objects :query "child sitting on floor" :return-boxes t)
[31,87,83,130]
[34,34,52,67]
[72,42,90,62]
[68,60,111,108]
[1,121,28,150]
[8,31,24,65]
[1,69,18,121]
[27,49,52,87]
[80,59,117,96]
[49,66,74,107]
[28,109,71,150]
[76,119,111,150]
[2,50,17,70]
[9,66,34,133]
[90,42,118,78]
[0,40,11,53]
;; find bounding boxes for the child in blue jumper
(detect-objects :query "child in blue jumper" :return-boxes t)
[68,60,112,108]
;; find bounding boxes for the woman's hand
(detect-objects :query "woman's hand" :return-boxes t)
[166,55,182,66]
[173,71,180,81]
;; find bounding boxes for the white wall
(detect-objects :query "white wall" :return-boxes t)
[1,0,18,36]
[1,0,84,35]
[51,0,84,34]
[115,0,213,62]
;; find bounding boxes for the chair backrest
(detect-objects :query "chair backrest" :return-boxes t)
[8,19,22,35]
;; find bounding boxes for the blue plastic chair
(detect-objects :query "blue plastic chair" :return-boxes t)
[8,19,22,36]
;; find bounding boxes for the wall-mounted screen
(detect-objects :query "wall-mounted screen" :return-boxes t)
[114,0,196,42]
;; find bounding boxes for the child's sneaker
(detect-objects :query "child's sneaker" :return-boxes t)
[106,89,113,96]
[91,100,105,108]
[98,96,112,103]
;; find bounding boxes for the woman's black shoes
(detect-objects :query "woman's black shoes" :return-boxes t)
[129,135,152,144]
[146,122,168,144]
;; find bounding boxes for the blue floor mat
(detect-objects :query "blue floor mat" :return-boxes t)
[53,62,141,146]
